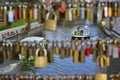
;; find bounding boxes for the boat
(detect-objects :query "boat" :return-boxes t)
[71,24,90,40]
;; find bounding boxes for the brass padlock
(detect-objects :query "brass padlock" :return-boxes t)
[106,55,110,67]
[44,11,57,31]
[114,2,118,17]
[65,42,70,57]
[23,5,27,19]
[7,43,13,61]
[94,55,107,80]
[19,5,22,19]
[3,6,8,26]
[108,2,113,18]
[38,5,42,24]
[89,4,94,23]
[21,43,27,60]
[29,43,33,57]
[73,40,79,63]
[99,55,106,68]
[55,41,59,55]
[52,41,56,54]
[73,46,79,64]
[29,5,34,20]
[48,43,54,63]
[3,42,7,60]
[79,42,85,63]
[118,2,120,17]
[16,42,20,53]
[70,41,73,57]
[34,48,48,68]
[72,8,77,21]
[102,41,106,52]
[65,9,69,20]
[86,3,90,20]
[93,41,98,62]
[60,41,65,59]
[42,5,46,23]
[77,3,80,17]
[101,18,106,28]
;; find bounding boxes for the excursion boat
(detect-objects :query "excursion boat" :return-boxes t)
[71,24,90,40]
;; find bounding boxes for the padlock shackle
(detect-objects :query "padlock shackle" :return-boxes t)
[96,55,107,74]
[35,48,47,57]
[45,11,57,21]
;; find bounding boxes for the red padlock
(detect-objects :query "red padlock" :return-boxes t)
[85,47,91,56]
[118,46,120,57]
[14,6,19,21]
[59,1,67,13]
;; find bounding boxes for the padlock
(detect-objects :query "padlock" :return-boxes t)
[29,5,34,20]
[89,4,94,23]
[21,43,27,60]
[68,7,73,21]
[86,3,90,20]
[23,5,27,19]
[118,2,120,17]
[3,6,8,26]
[28,43,34,61]
[34,48,48,68]
[47,42,54,63]
[42,5,46,23]
[108,2,113,18]
[38,5,42,24]
[81,3,85,19]
[99,55,106,68]
[55,41,59,55]
[114,2,118,17]
[77,3,80,17]
[19,5,22,19]
[8,6,14,23]
[0,6,4,22]
[44,11,57,31]
[16,42,21,53]
[72,8,77,21]
[59,1,67,14]
[14,4,19,21]
[65,42,70,57]
[102,41,106,52]
[97,3,102,24]
[103,2,108,18]
[101,18,106,28]
[5,75,9,80]
[60,41,65,59]
[6,43,12,61]
[79,42,85,63]
[55,9,59,20]
[74,75,79,80]
[3,42,7,60]
[70,40,73,57]
[94,55,107,80]
[65,9,69,20]
[34,4,38,20]
[15,74,19,80]
[73,40,79,63]
[52,41,56,54]
[93,46,98,62]
[106,55,110,67]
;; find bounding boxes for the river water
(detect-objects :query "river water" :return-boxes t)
[4,20,111,76]
[5,19,109,75]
